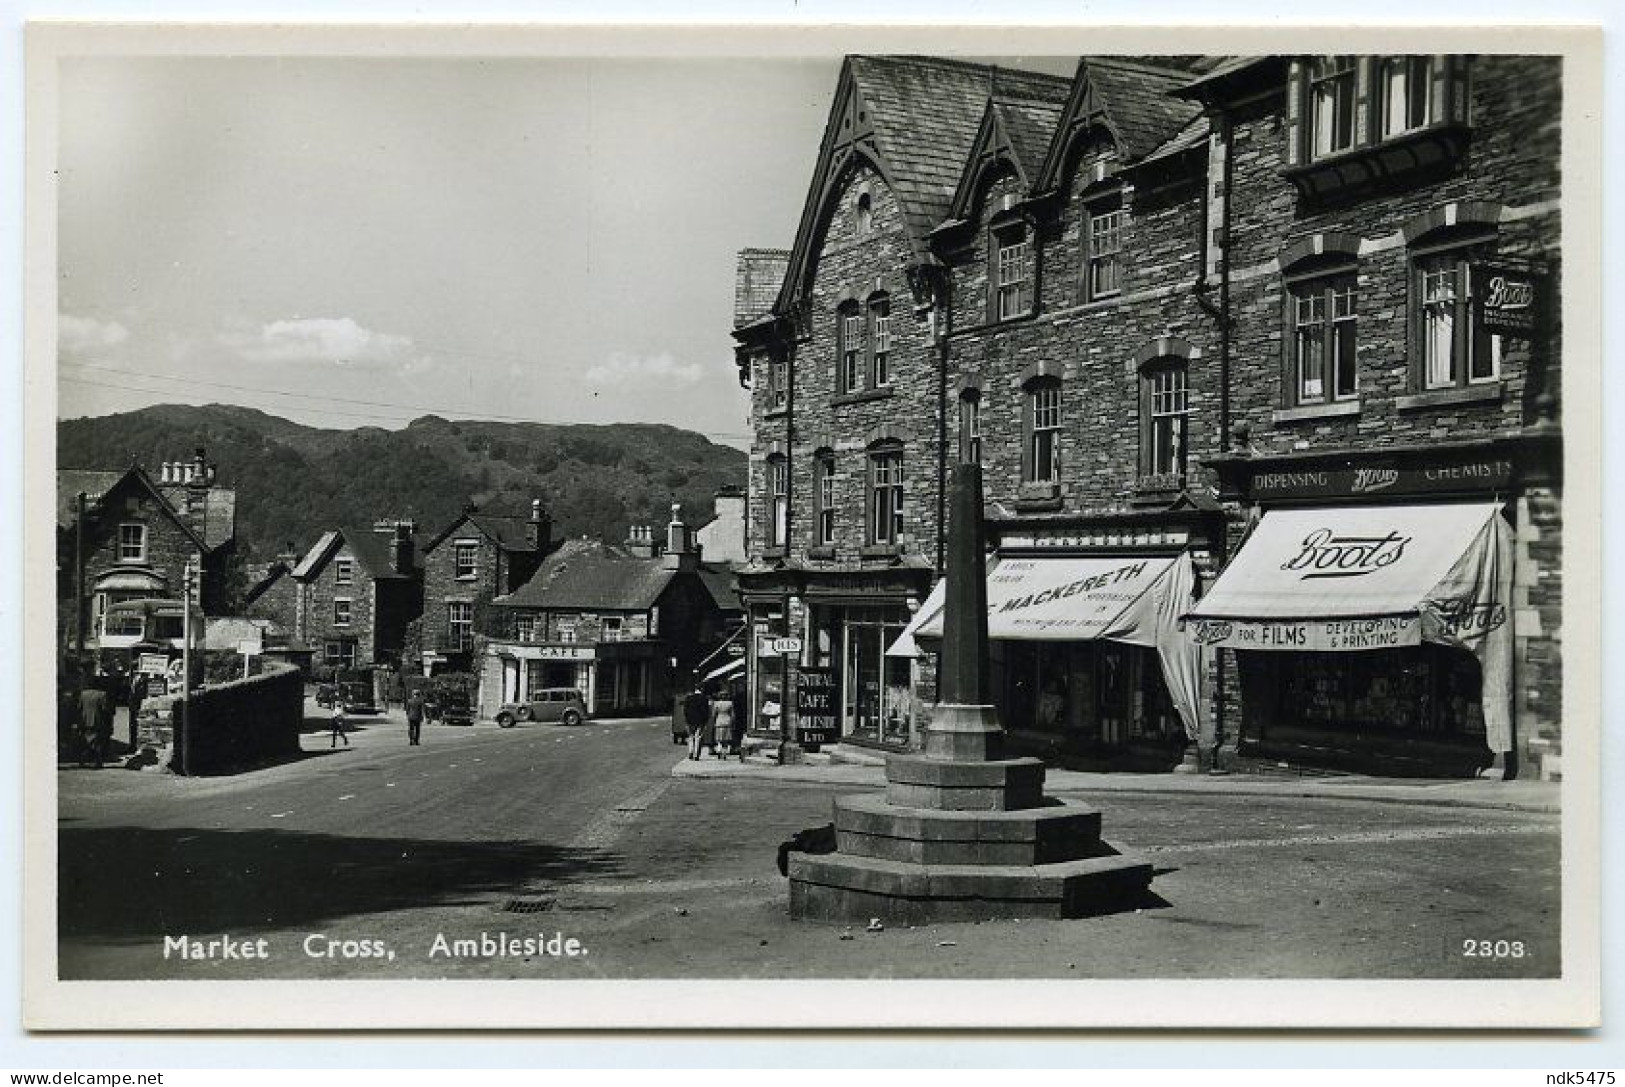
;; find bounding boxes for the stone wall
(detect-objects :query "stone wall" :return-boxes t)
[169,660,303,775]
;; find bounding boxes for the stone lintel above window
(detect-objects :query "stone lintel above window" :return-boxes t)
[1272,399,1363,424]
[1395,382,1504,412]
[860,543,902,559]
[1014,481,1062,512]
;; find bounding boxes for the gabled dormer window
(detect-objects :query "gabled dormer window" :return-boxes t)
[454,542,478,580]
[117,523,147,563]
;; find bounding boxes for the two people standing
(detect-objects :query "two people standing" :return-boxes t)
[683,680,748,761]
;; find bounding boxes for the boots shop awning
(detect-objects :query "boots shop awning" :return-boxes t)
[886,553,1209,743]
[1185,501,1514,753]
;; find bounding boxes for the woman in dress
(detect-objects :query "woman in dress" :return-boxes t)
[707,684,735,759]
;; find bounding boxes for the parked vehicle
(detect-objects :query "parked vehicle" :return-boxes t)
[316,680,377,715]
[426,687,474,727]
[494,688,588,728]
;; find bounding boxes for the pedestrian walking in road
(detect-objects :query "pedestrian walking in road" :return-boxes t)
[682,684,711,761]
[330,700,350,747]
[405,688,424,746]
[729,681,748,762]
[78,675,113,768]
[127,672,148,750]
[708,685,736,759]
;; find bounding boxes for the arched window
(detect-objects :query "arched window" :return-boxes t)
[1140,360,1190,480]
[1404,205,1504,392]
[855,191,873,236]
[866,443,904,546]
[1022,378,1061,485]
[766,454,789,549]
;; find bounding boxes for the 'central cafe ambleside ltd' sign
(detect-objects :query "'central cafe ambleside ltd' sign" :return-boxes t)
[795,667,838,746]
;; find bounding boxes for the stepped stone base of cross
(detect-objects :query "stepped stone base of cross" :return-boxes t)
[786,463,1153,924]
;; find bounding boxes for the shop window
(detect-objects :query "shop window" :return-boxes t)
[1309,56,1358,158]
[1141,361,1189,480]
[814,450,836,547]
[1023,379,1062,485]
[958,391,981,465]
[992,226,1032,321]
[867,444,904,545]
[838,304,864,394]
[766,454,789,549]
[1413,251,1501,390]
[333,598,352,627]
[334,558,353,586]
[447,601,472,650]
[117,523,147,562]
[454,542,478,580]
[869,295,892,387]
[842,616,913,747]
[1085,206,1126,300]
[1289,276,1359,404]
[1378,56,1434,138]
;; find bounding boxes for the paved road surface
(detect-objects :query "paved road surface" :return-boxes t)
[57,706,1561,981]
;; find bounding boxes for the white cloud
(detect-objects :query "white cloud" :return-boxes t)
[58,314,131,354]
[218,317,414,369]
[583,351,703,386]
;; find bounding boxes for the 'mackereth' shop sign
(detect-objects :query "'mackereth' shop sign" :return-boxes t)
[1249,458,1513,501]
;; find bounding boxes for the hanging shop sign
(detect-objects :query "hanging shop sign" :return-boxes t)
[1249,458,1514,502]
[761,637,803,656]
[1475,262,1542,337]
[795,667,838,745]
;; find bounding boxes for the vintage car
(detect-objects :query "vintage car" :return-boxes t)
[315,680,378,716]
[493,688,588,728]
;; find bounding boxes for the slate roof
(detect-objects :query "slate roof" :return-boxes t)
[497,549,677,612]
[1080,57,1204,161]
[291,525,423,582]
[848,56,1072,244]
[1172,56,1270,99]
[244,561,291,607]
[696,562,741,614]
[993,96,1068,183]
[56,470,123,528]
[1131,110,1211,170]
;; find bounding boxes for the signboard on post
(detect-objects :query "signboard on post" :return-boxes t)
[795,667,838,745]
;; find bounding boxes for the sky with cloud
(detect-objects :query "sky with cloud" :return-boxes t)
[52,55,852,448]
[54,52,1076,449]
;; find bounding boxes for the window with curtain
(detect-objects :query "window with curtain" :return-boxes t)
[1417,253,1501,389]
[1309,56,1358,158]
[1378,56,1434,138]
[995,230,1031,319]
[1290,276,1359,404]
[1086,207,1126,300]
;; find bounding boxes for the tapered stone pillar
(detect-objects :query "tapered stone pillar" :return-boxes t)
[788,463,1153,923]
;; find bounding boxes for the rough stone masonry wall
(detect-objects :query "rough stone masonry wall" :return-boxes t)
[422,534,502,649]
[749,162,944,566]
[1218,56,1564,771]
[170,660,303,775]
[946,140,1220,519]
[303,546,377,665]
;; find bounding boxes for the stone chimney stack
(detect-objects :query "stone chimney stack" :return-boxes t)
[625,524,658,559]
[391,523,415,575]
[663,503,700,571]
[527,499,552,552]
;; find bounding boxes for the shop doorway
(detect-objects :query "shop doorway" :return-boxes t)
[842,618,911,747]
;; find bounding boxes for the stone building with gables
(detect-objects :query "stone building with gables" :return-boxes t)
[735,53,1564,780]
[418,500,554,674]
[290,522,424,673]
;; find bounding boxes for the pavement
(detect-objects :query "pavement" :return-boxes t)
[55,698,1563,983]
[671,749,1563,813]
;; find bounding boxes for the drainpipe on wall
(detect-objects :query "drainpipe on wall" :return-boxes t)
[934,268,952,577]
